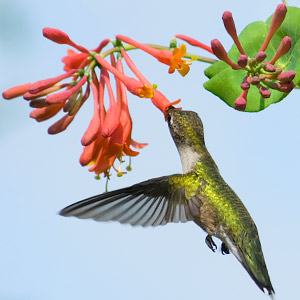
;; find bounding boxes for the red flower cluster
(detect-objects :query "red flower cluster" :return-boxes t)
[210,4,295,111]
[2,28,184,178]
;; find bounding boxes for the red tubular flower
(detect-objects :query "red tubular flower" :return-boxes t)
[46,74,88,104]
[119,49,179,114]
[174,34,213,54]
[120,49,151,86]
[30,103,64,122]
[81,82,101,146]
[112,58,147,150]
[29,69,78,94]
[101,68,121,137]
[211,39,241,70]
[151,90,181,115]
[92,38,111,53]
[2,83,33,100]
[95,55,153,98]
[47,114,75,134]
[23,85,67,100]
[259,4,287,52]
[222,11,246,55]
[62,49,90,72]
[116,35,191,76]
[267,36,292,65]
[43,27,89,54]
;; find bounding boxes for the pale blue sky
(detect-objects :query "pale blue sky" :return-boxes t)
[1,1,300,300]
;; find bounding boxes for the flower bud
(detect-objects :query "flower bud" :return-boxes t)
[277,70,296,83]
[46,75,87,104]
[240,76,250,90]
[29,69,78,94]
[48,114,75,134]
[237,55,248,68]
[263,63,276,72]
[222,11,245,55]
[234,96,247,111]
[278,81,295,93]
[251,76,261,85]
[258,85,271,98]
[260,4,287,52]
[29,98,49,108]
[211,39,241,70]
[2,83,32,99]
[174,34,213,54]
[43,27,71,44]
[255,51,267,62]
[268,36,292,65]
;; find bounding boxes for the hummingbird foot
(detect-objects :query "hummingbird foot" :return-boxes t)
[221,242,230,255]
[205,235,217,252]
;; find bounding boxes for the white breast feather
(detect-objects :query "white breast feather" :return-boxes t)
[178,146,200,173]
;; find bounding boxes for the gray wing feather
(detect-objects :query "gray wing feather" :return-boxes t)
[60,175,202,227]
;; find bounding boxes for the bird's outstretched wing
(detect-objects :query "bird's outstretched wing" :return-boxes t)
[60,175,201,227]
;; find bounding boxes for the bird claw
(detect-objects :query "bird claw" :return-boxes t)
[205,235,217,252]
[221,242,230,255]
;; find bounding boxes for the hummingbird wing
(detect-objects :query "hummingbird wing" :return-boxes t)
[59,175,202,227]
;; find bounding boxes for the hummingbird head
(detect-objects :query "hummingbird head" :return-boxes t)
[167,108,205,173]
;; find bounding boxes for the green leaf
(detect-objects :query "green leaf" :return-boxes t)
[204,6,300,112]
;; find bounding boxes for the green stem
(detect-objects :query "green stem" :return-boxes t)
[101,44,217,64]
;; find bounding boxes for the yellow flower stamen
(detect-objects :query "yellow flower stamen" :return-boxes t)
[138,84,154,98]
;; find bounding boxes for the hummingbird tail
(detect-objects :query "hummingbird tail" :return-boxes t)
[222,234,275,296]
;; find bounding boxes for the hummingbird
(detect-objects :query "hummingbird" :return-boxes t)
[60,107,274,296]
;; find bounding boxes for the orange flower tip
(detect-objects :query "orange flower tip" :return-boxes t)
[255,51,267,63]
[237,55,248,68]
[234,96,247,111]
[42,27,70,44]
[2,83,32,100]
[278,70,296,83]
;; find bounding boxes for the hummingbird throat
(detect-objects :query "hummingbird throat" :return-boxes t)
[177,145,201,173]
